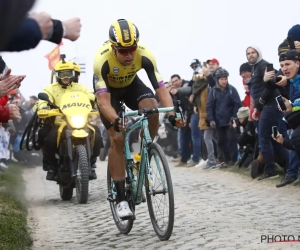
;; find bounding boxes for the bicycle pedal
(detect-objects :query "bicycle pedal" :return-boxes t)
[107,195,115,202]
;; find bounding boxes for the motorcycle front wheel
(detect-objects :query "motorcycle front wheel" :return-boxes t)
[75,145,89,204]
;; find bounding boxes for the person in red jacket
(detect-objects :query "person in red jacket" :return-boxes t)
[239,63,252,108]
[0,57,25,122]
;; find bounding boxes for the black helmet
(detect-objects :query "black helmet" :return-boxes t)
[215,68,229,79]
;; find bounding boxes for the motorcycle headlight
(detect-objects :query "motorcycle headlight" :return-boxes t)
[69,115,86,128]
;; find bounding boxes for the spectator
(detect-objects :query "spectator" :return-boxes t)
[239,62,252,107]
[0,0,35,51]
[187,59,203,167]
[193,72,217,169]
[232,107,256,167]
[247,45,289,181]
[170,74,192,166]
[275,50,300,186]
[206,68,241,168]
[0,122,11,170]
[206,58,221,87]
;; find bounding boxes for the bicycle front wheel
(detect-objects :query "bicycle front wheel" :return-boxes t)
[145,142,174,241]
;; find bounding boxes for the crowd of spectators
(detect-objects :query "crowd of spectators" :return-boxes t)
[156,24,300,188]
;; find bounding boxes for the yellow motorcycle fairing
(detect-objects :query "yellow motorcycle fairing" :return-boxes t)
[60,92,92,129]
[72,129,89,138]
[37,109,62,119]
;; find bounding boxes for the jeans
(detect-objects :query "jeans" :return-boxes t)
[216,126,236,163]
[181,123,192,163]
[177,128,182,157]
[204,129,216,166]
[258,106,289,174]
[190,113,201,163]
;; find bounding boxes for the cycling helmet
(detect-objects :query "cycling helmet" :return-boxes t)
[215,68,229,79]
[54,59,75,86]
[109,19,139,48]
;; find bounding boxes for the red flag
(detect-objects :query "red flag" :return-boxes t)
[44,41,63,70]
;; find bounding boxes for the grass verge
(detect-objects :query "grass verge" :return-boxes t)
[0,164,33,250]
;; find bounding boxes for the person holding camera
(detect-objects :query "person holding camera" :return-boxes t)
[273,49,300,187]
[232,107,256,167]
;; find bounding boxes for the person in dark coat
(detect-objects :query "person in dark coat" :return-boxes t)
[206,68,241,168]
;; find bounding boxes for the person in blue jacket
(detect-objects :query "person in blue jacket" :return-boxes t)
[206,68,241,168]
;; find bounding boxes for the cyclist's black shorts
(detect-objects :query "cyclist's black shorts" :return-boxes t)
[100,75,155,130]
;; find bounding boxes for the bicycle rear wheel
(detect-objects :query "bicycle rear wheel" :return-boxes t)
[145,142,174,241]
[107,166,134,234]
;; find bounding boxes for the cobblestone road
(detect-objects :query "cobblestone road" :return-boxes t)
[24,155,300,250]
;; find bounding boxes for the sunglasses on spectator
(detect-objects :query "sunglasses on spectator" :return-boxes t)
[191,64,199,70]
[115,46,137,56]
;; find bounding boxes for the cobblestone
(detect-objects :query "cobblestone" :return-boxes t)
[23,155,300,250]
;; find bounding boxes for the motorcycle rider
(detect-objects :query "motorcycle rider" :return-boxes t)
[38,59,102,181]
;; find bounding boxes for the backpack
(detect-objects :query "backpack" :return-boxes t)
[212,84,233,100]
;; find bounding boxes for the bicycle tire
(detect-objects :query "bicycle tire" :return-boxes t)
[107,166,134,234]
[75,145,89,204]
[145,142,174,241]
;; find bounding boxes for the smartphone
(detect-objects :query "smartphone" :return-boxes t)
[203,62,207,67]
[266,63,274,72]
[275,95,287,111]
[276,76,282,83]
[287,36,296,50]
[272,126,278,137]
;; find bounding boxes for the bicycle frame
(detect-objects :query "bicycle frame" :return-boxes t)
[119,107,175,206]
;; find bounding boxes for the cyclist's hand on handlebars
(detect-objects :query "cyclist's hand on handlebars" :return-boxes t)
[113,117,128,132]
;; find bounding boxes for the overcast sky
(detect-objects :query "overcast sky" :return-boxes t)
[2,0,300,100]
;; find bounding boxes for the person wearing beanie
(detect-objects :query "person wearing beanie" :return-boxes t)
[288,25,300,44]
[237,106,250,119]
[278,40,289,56]
[232,107,256,168]
[246,45,288,181]
[287,25,300,53]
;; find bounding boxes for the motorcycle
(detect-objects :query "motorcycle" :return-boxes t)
[99,128,110,161]
[154,113,178,158]
[37,91,99,204]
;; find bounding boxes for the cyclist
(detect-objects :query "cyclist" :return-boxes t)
[93,19,184,219]
[38,59,102,181]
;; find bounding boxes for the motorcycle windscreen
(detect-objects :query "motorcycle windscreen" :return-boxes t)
[60,92,92,128]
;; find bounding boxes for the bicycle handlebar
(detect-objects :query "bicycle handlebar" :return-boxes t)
[124,107,175,117]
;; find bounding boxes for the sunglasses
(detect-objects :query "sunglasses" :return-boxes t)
[191,65,199,70]
[115,46,137,56]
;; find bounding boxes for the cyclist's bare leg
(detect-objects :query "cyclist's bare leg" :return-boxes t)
[138,98,159,140]
[107,127,126,180]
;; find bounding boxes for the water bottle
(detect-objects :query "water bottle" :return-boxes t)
[133,153,141,182]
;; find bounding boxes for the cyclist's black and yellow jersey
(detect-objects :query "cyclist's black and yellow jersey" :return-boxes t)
[93,42,164,94]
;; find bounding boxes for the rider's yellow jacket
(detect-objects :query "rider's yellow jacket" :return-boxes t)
[36,82,96,110]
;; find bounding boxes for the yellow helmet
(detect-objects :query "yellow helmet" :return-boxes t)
[109,19,139,48]
[54,60,75,86]
[73,62,81,74]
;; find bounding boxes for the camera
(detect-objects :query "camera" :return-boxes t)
[230,117,239,125]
